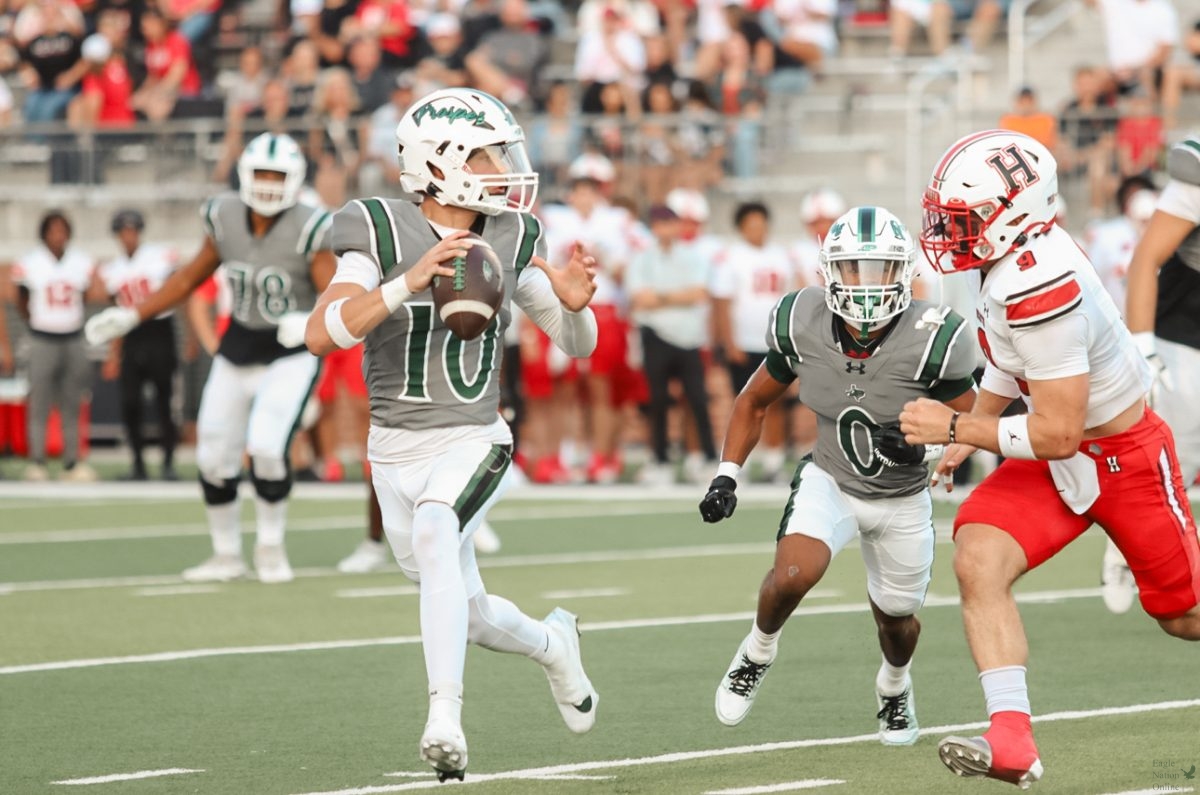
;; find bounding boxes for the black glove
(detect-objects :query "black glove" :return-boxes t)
[873,423,925,468]
[699,476,738,523]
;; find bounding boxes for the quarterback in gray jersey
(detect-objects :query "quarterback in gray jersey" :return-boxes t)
[699,206,977,745]
[86,133,335,586]
[304,87,600,782]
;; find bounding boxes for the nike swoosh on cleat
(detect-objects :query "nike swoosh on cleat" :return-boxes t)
[574,696,594,713]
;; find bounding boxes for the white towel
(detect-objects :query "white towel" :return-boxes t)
[1049,452,1100,514]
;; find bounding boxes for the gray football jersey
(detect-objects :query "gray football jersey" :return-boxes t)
[331,197,545,430]
[766,288,976,500]
[201,193,332,330]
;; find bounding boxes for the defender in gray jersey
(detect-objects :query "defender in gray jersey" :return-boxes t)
[86,133,335,585]
[699,206,977,745]
[304,87,600,782]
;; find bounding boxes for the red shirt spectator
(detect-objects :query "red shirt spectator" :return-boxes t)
[145,28,201,95]
[80,35,136,126]
[353,0,414,65]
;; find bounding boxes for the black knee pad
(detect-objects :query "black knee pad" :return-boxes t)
[251,469,292,503]
[199,475,239,506]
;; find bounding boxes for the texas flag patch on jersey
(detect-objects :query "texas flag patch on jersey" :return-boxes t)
[1004,272,1082,328]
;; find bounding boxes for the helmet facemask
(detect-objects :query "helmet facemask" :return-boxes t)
[820,206,915,340]
[237,133,305,217]
[919,192,1000,274]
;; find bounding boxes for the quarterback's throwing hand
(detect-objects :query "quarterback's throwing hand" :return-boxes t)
[404,231,471,294]
[699,475,738,523]
[531,242,597,312]
[899,398,956,445]
[85,306,140,346]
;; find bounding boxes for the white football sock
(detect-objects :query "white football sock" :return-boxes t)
[980,665,1031,716]
[467,590,554,664]
[746,622,780,664]
[206,502,241,557]
[254,496,287,547]
[876,654,912,696]
[428,681,464,725]
[761,447,786,475]
[413,502,469,691]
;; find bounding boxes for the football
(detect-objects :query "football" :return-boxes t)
[431,233,506,340]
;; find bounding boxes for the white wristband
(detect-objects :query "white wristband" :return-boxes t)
[716,461,741,480]
[380,274,412,313]
[325,298,364,349]
[997,415,1037,460]
[1131,331,1156,359]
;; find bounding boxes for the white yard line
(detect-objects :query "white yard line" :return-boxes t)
[704,781,846,795]
[0,587,1101,675]
[1100,789,1195,795]
[287,700,1200,795]
[335,586,420,599]
[133,585,221,597]
[539,587,629,599]
[52,768,203,785]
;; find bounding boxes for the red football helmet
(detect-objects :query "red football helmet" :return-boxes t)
[920,130,1059,274]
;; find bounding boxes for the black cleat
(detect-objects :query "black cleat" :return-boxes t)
[436,769,465,783]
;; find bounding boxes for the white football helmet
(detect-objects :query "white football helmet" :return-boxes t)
[920,129,1058,273]
[820,206,916,333]
[238,133,306,217]
[394,87,538,216]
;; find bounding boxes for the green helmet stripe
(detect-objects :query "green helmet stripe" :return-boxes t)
[267,135,277,158]
[857,206,876,243]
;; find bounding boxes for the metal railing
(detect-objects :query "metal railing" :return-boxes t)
[1008,0,1084,96]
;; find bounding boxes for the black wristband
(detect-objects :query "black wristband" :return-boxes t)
[948,411,961,444]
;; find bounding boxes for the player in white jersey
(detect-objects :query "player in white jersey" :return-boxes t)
[304,87,600,782]
[710,201,798,481]
[1085,175,1157,313]
[87,133,336,584]
[904,129,1200,789]
[12,211,104,482]
[98,209,181,481]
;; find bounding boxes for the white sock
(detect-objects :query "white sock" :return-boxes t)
[746,622,780,663]
[876,654,912,696]
[979,665,1031,716]
[428,681,464,726]
[206,502,241,557]
[467,590,554,664]
[762,447,786,475]
[413,503,470,691]
[254,496,287,547]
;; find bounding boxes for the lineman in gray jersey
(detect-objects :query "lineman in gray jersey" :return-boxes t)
[304,87,600,782]
[86,133,335,585]
[699,206,978,745]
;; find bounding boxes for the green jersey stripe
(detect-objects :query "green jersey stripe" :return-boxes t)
[362,199,399,275]
[515,214,541,274]
[301,210,332,255]
[454,444,512,526]
[776,461,809,541]
[917,311,966,384]
[773,292,799,360]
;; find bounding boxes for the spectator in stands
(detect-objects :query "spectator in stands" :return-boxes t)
[642,33,679,87]
[163,0,222,45]
[998,85,1057,153]
[709,31,765,178]
[213,78,294,183]
[675,81,727,188]
[307,67,362,208]
[0,296,11,376]
[465,0,550,109]
[218,43,266,120]
[0,76,13,128]
[1115,85,1163,178]
[638,81,680,204]
[414,12,468,91]
[768,0,837,86]
[1088,0,1178,96]
[527,80,583,193]
[347,36,393,113]
[1086,174,1157,311]
[132,6,201,121]
[347,0,418,69]
[1059,64,1118,213]
[574,4,644,115]
[577,0,660,38]
[627,204,717,485]
[1162,18,1200,130]
[360,71,414,194]
[790,186,845,285]
[99,210,181,481]
[18,0,86,123]
[11,211,103,482]
[296,0,357,67]
[283,38,321,117]
[68,32,135,129]
[890,0,1005,59]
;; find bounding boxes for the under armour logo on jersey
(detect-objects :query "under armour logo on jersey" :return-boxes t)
[845,361,866,374]
[845,384,866,403]
[985,144,1039,192]
[1106,455,1120,473]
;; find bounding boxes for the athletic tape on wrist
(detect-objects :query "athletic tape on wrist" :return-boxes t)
[380,275,412,313]
[997,415,1037,460]
[325,298,364,349]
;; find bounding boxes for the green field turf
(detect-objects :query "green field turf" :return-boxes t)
[2,493,1198,795]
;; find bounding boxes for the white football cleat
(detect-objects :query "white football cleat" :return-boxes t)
[22,463,50,482]
[876,678,919,746]
[61,462,98,482]
[542,608,598,733]
[254,544,294,584]
[337,538,390,573]
[1101,539,1137,614]
[471,521,502,554]
[182,554,247,583]
[938,734,1043,790]
[715,634,773,726]
[420,717,467,782]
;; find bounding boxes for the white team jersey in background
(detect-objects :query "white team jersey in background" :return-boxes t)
[541,202,632,306]
[1085,216,1138,312]
[709,240,798,353]
[975,225,1151,429]
[11,245,94,334]
[100,243,180,319]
